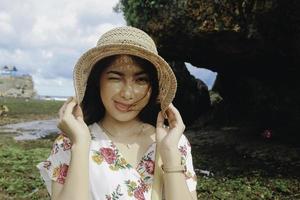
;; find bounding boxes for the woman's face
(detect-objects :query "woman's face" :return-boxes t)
[99,55,152,122]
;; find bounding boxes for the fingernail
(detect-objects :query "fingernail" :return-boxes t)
[163,113,167,119]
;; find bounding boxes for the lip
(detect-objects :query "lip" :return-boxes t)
[114,101,132,112]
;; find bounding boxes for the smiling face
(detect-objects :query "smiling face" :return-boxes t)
[99,55,152,122]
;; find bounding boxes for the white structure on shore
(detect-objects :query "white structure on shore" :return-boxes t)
[0,65,36,98]
[0,65,18,77]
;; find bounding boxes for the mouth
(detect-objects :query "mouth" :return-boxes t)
[114,101,132,112]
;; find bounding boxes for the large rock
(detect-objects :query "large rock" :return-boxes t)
[0,75,36,98]
[118,0,300,137]
[171,62,210,126]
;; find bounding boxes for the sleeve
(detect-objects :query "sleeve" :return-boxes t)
[36,133,72,196]
[178,134,198,192]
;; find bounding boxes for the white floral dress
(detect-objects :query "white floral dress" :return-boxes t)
[36,122,197,200]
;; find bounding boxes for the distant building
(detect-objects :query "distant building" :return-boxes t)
[0,65,36,98]
[0,65,18,77]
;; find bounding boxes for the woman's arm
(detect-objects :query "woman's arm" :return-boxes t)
[52,142,90,200]
[161,149,197,200]
[52,97,92,200]
[163,173,197,200]
[156,104,198,200]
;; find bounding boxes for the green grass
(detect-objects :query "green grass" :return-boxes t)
[196,177,299,199]
[0,97,299,199]
[0,97,62,199]
[0,135,53,200]
[193,142,300,199]
[0,97,64,125]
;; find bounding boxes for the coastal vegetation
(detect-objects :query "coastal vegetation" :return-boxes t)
[0,97,299,199]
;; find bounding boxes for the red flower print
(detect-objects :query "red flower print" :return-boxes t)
[100,147,117,164]
[179,145,187,157]
[63,138,72,151]
[144,160,155,175]
[134,187,146,200]
[57,164,69,184]
[139,180,148,191]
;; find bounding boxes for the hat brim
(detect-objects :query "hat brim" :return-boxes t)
[73,44,177,116]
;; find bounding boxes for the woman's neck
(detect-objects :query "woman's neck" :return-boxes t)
[99,114,144,138]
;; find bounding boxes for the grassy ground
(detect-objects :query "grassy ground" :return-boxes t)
[0,97,63,125]
[186,128,300,199]
[0,97,63,199]
[0,97,299,199]
[0,134,53,200]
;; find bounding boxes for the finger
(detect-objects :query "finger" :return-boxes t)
[59,97,73,119]
[156,111,169,143]
[64,98,77,117]
[73,104,83,118]
[156,111,165,128]
[169,103,182,121]
[166,103,184,127]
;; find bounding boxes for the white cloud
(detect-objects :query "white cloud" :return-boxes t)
[34,75,75,96]
[0,11,13,34]
[0,0,125,96]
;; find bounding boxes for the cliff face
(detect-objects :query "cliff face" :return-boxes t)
[120,0,299,68]
[119,0,300,133]
[171,62,211,125]
[0,76,36,98]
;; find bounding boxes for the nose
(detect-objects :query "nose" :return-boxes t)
[120,82,134,100]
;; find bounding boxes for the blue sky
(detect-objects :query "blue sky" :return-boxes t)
[0,0,216,96]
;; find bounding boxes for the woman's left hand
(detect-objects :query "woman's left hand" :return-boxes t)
[156,103,186,165]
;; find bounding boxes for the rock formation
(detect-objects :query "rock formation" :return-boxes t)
[0,75,36,98]
[171,62,211,125]
[117,0,300,137]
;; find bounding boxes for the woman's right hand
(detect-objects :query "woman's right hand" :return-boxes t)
[57,96,91,145]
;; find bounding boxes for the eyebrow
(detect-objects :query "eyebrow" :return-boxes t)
[106,70,147,76]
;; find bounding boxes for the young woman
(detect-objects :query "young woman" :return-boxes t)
[37,26,198,200]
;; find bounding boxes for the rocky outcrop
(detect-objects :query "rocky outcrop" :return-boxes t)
[0,75,36,98]
[171,62,211,125]
[118,0,300,136]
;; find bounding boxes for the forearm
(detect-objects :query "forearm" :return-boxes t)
[163,172,194,200]
[55,143,90,200]
[161,148,194,200]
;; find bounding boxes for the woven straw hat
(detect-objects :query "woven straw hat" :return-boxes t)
[73,26,177,117]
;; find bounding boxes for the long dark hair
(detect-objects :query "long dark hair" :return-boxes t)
[81,55,160,126]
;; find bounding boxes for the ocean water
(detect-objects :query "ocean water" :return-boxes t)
[35,95,69,101]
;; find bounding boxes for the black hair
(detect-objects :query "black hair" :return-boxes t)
[81,55,160,126]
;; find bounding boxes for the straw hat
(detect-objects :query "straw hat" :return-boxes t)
[73,26,177,117]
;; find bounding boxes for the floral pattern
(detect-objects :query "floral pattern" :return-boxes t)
[105,184,123,200]
[37,124,197,199]
[51,133,72,155]
[92,141,131,171]
[179,145,187,157]
[52,163,69,184]
[43,160,51,170]
[136,150,155,184]
[125,179,149,200]
[101,147,117,164]
[144,160,155,175]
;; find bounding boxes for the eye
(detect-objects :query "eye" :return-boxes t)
[136,77,149,84]
[108,77,121,81]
